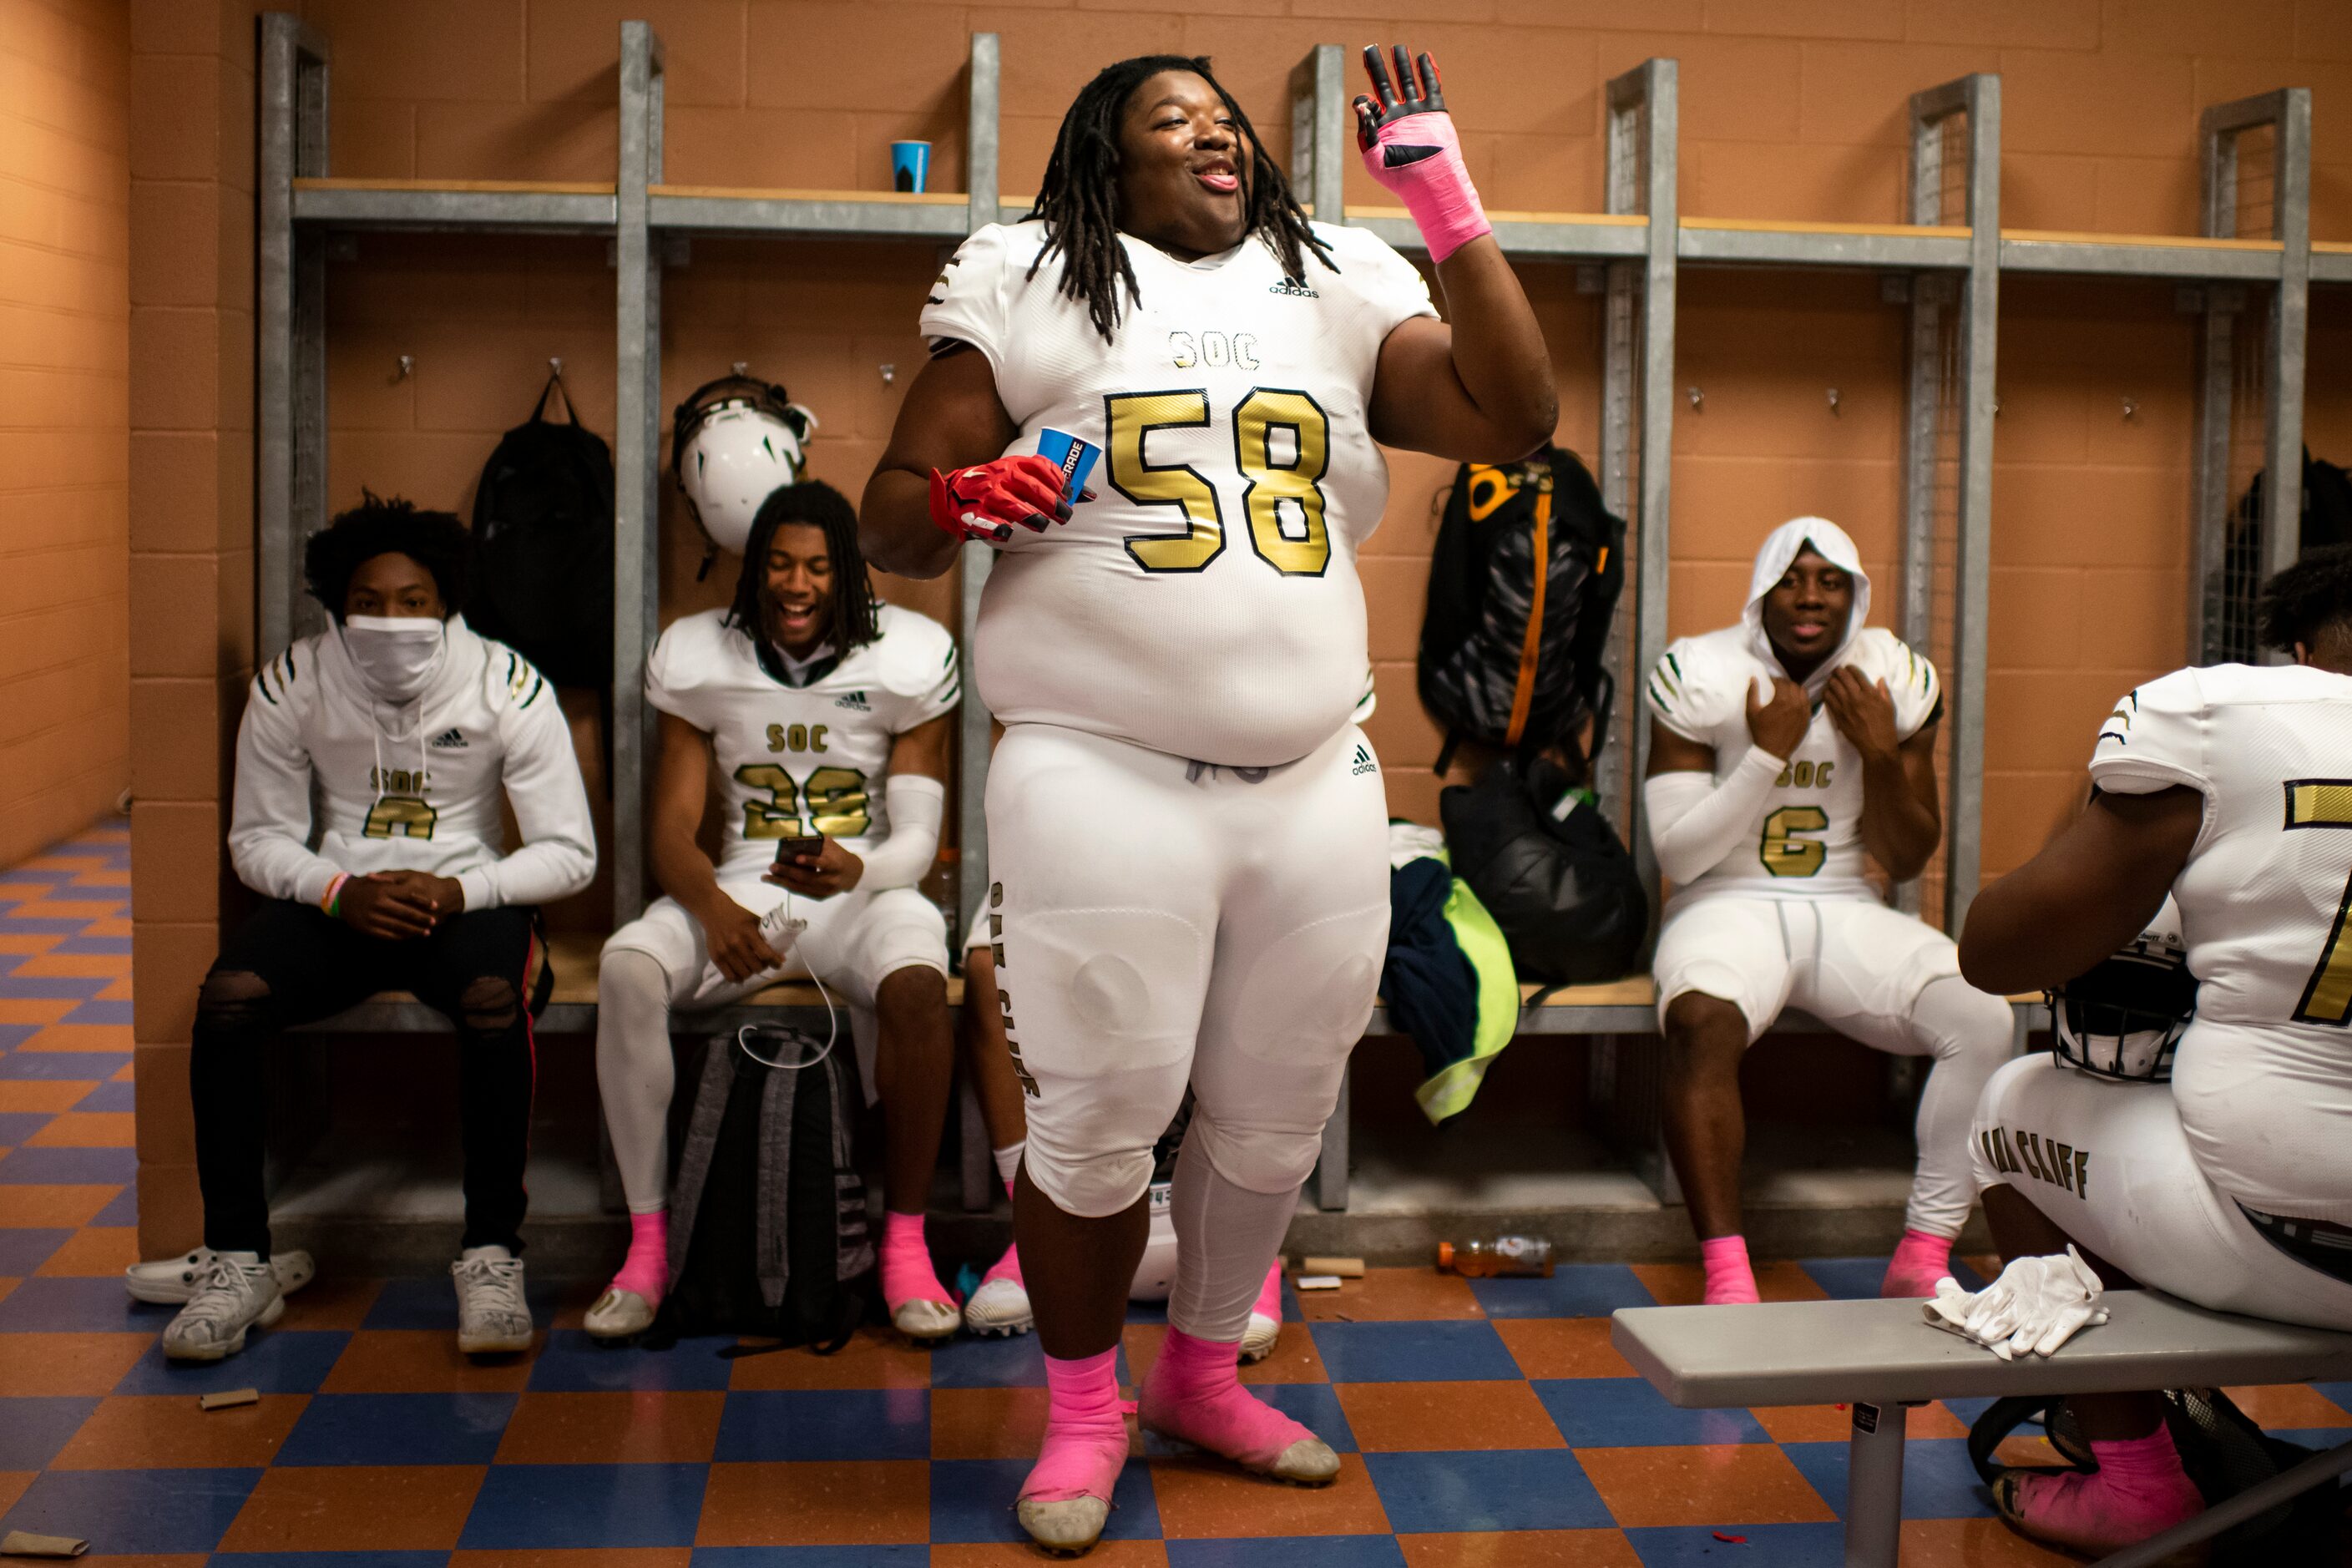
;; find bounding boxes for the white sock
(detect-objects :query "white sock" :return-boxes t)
[595,948,676,1212]
[993,1140,1024,1191]
[1166,1123,1299,1344]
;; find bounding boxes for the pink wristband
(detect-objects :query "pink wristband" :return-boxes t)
[321,872,349,916]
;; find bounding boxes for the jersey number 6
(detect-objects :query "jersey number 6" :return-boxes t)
[1106,388,1332,577]
[1759,805,1827,878]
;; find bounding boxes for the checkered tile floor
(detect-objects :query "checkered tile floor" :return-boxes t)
[4,821,2349,1563]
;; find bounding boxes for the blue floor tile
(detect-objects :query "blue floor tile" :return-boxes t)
[1139,1380,1357,1459]
[0,1466,260,1554]
[203,1555,449,1568]
[0,976,106,1001]
[1166,1539,1408,1567]
[929,1457,1160,1544]
[61,998,134,1024]
[0,1144,137,1183]
[276,1391,518,1465]
[1534,1378,1768,1447]
[89,1181,137,1224]
[691,1549,930,1566]
[1782,1437,1997,1520]
[0,1110,54,1146]
[1798,1257,1898,1301]
[0,1023,37,1052]
[715,1388,931,1461]
[458,1461,710,1550]
[1470,1263,1658,1319]
[0,1050,123,1080]
[0,1395,100,1468]
[0,1224,68,1273]
[1627,1522,1851,1564]
[0,918,96,937]
[0,1275,175,1333]
[1309,1320,1521,1383]
[928,1328,1049,1388]
[51,937,133,955]
[1364,1449,1613,1532]
[526,1330,740,1391]
[113,1329,351,1394]
[363,1271,566,1331]
[71,1076,136,1111]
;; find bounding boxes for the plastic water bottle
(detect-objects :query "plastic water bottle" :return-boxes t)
[1436,1236,1555,1278]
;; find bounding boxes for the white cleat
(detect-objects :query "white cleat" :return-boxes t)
[584,1286,656,1341]
[963,1275,1033,1338]
[1239,1308,1282,1365]
[893,1296,963,1344]
[1017,1495,1109,1557]
[128,1246,314,1306]
[453,1245,534,1356]
[161,1252,285,1362]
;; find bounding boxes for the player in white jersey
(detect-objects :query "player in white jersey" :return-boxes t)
[589,482,1014,1345]
[1957,548,2352,1555]
[862,46,1555,1553]
[1644,517,2015,1305]
[165,497,597,1365]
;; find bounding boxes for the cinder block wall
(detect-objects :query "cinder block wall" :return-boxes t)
[1,0,129,867]
[125,0,2352,1252]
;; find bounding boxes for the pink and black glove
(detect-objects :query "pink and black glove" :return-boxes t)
[1353,45,1490,265]
[928,454,1078,543]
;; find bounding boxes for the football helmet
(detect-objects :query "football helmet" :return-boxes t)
[2048,897,2196,1082]
[672,373,818,564]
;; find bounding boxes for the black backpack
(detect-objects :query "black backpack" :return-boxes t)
[468,374,615,691]
[1419,448,1626,773]
[647,1024,874,1355]
[1439,752,1648,986]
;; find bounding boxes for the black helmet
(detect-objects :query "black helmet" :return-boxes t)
[2048,898,2196,1082]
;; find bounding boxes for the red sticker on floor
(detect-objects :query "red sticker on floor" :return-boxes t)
[1712,1533,1747,1543]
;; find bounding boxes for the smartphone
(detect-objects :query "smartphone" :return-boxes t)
[772,834,825,865]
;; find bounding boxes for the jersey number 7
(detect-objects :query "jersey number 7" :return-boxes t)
[1106,389,1333,576]
[2287,780,2352,1025]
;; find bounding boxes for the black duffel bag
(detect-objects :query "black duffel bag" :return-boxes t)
[1440,752,1647,987]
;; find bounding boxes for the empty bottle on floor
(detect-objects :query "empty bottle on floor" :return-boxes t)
[1436,1237,1554,1278]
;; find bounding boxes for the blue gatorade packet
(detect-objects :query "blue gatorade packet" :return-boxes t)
[1035,427,1100,502]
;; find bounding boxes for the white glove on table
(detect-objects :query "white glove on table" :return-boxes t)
[1923,1247,2111,1360]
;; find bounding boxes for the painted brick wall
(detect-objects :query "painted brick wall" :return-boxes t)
[0,0,129,867]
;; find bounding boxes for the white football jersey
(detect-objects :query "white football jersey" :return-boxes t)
[229,615,598,911]
[2089,661,2352,1218]
[1646,625,1943,903]
[921,219,1437,767]
[646,603,959,878]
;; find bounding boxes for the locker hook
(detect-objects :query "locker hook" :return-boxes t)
[393,355,413,382]
[1686,386,1702,411]
[731,361,748,377]
[549,357,564,380]
[1826,387,1841,415]
[2122,396,2139,421]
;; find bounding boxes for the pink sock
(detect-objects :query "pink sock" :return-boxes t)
[981,1242,1023,1288]
[1250,1261,1282,1321]
[1701,1236,1761,1305]
[2008,1428,2203,1553]
[880,1211,953,1310]
[1882,1228,1953,1298]
[1140,1327,1319,1469]
[1021,1348,1129,1503]
[609,1210,668,1303]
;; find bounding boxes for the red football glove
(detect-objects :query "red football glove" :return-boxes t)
[928,454,1076,543]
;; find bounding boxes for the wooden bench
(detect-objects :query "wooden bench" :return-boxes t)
[1611,1291,2352,1567]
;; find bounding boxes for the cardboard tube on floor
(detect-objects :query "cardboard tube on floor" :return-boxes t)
[1300,1256,1365,1278]
[0,1530,90,1558]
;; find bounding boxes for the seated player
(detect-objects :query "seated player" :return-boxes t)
[169,495,597,1362]
[960,931,1286,1353]
[1643,517,2014,1303]
[590,480,1002,1343]
[1958,547,2352,1556]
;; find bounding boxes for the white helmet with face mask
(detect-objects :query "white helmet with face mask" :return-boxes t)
[672,374,819,575]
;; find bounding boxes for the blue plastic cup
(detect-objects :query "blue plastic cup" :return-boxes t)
[891,140,930,194]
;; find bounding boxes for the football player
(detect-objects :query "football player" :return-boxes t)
[588,480,1008,1346]
[1644,518,2015,1304]
[1958,546,2352,1555]
[169,495,597,1363]
[862,46,1555,1553]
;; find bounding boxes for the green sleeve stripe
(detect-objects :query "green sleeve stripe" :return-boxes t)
[1646,675,1676,712]
[1665,650,1682,680]
[519,675,544,710]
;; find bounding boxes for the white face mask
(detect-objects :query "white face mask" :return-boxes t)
[341,615,447,703]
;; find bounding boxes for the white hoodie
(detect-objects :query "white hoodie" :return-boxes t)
[228,615,598,912]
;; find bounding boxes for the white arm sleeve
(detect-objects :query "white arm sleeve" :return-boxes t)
[855,774,945,893]
[1643,746,1783,887]
[227,671,341,905]
[457,684,599,911]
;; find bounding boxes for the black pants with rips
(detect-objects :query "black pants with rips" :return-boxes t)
[191,898,551,1259]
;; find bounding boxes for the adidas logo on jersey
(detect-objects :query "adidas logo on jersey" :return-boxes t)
[1268,276,1320,299]
[429,728,468,750]
[835,690,870,711]
[1351,743,1378,776]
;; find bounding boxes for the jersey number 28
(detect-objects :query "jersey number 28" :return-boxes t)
[736,764,869,840]
[1106,389,1332,576]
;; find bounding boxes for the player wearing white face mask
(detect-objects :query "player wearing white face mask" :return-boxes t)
[157,495,596,1368]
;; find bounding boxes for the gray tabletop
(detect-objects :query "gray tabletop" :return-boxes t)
[1611,1290,2352,1409]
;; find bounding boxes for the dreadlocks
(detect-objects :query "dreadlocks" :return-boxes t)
[1026,53,1334,343]
[726,480,881,661]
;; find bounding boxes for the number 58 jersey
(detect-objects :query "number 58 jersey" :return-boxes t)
[922,219,1438,767]
[645,604,959,880]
